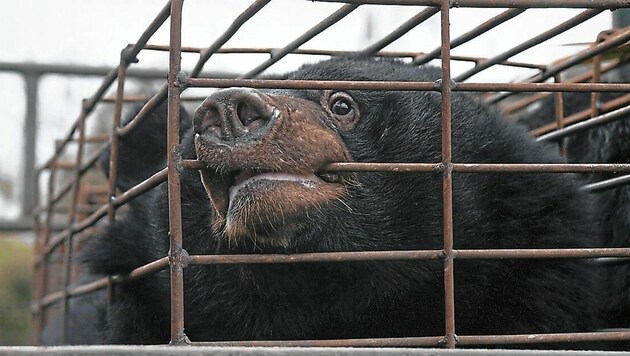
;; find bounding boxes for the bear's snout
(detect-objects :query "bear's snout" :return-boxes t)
[193,88,279,145]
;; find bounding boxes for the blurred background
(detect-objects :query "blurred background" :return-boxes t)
[0,0,626,345]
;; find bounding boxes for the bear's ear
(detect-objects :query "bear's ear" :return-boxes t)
[100,102,191,192]
[323,91,361,132]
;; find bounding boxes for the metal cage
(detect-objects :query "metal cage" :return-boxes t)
[31,0,630,349]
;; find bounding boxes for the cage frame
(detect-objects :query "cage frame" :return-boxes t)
[31,0,630,348]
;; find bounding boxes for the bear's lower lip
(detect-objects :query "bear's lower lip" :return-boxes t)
[228,173,323,203]
[199,168,343,224]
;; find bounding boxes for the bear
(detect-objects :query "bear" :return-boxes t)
[517,67,630,333]
[79,57,606,347]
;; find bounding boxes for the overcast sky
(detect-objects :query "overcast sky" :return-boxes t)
[0,1,613,219]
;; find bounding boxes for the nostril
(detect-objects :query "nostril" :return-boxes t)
[236,101,268,131]
[196,89,278,142]
[201,107,222,135]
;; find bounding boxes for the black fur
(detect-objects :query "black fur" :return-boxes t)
[518,67,630,331]
[99,101,191,193]
[81,58,605,346]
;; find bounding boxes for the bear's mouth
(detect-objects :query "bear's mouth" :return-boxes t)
[200,168,343,216]
[199,167,345,243]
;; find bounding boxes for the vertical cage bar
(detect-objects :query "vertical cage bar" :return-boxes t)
[33,163,58,345]
[439,0,456,349]
[167,0,188,346]
[30,167,41,345]
[31,168,45,345]
[107,53,130,224]
[553,74,567,159]
[60,101,88,344]
[590,36,603,121]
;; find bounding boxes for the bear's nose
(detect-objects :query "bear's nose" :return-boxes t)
[193,88,278,144]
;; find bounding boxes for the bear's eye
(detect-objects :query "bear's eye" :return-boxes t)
[331,98,352,116]
[327,92,360,132]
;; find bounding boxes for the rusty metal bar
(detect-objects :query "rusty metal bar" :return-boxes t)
[240,4,360,79]
[330,162,630,173]
[439,0,456,348]
[37,257,170,310]
[42,247,630,277]
[590,35,604,124]
[501,58,628,115]
[552,74,567,159]
[186,77,630,92]
[107,52,128,225]
[413,8,525,65]
[144,45,547,69]
[487,27,630,104]
[313,0,630,8]
[143,43,204,53]
[30,168,43,345]
[55,134,110,144]
[187,248,630,264]
[101,95,208,103]
[116,87,168,139]
[358,7,440,56]
[111,168,169,207]
[181,159,630,174]
[167,0,187,346]
[193,331,630,347]
[102,95,157,103]
[32,165,57,345]
[35,245,630,311]
[454,9,603,82]
[184,159,630,174]
[40,168,168,259]
[194,336,445,347]
[556,77,570,158]
[188,250,444,265]
[537,105,630,142]
[455,248,630,259]
[531,93,630,136]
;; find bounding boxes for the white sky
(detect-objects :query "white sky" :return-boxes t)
[0,0,614,219]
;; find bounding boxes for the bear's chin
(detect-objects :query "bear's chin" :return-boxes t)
[201,170,346,249]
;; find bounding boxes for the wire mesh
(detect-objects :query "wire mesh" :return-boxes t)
[31,0,630,349]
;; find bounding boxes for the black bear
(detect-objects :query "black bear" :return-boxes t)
[517,67,630,333]
[80,58,605,346]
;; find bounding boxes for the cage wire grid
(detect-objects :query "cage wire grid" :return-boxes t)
[30,0,630,348]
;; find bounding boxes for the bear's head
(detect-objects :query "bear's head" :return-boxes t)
[192,58,443,250]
